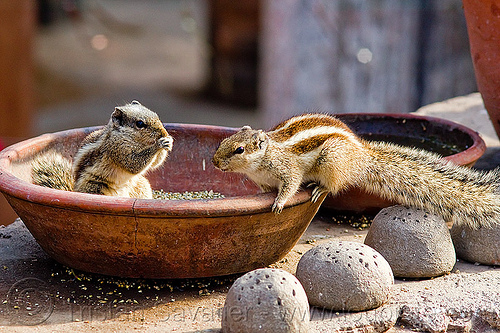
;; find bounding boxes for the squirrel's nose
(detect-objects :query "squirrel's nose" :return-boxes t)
[212,157,219,169]
[212,156,224,170]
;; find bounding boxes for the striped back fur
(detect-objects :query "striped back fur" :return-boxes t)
[269,114,361,154]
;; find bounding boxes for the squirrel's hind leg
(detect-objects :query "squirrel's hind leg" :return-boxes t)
[128,175,153,199]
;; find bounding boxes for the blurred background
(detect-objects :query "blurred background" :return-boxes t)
[1,0,477,143]
[0,0,480,223]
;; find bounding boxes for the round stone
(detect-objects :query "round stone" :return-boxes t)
[222,268,310,333]
[364,205,456,278]
[451,223,500,265]
[296,240,393,312]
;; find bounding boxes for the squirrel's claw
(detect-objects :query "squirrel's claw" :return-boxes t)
[311,184,328,203]
[159,136,174,151]
[272,201,284,214]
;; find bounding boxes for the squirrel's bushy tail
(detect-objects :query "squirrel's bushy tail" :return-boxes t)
[359,141,500,229]
[31,152,74,191]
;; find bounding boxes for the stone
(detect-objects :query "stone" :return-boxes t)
[222,268,310,333]
[400,304,450,333]
[296,240,393,312]
[309,305,399,332]
[364,205,456,278]
[451,223,500,265]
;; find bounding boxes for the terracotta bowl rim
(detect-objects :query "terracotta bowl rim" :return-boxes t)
[0,123,312,218]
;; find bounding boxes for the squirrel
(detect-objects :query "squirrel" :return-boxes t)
[31,101,173,199]
[212,113,500,229]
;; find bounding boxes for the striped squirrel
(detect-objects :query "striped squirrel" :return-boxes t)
[31,101,173,199]
[212,113,500,228]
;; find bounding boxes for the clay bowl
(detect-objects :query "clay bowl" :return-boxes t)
[0,124,324,279]
[325,113,486,212]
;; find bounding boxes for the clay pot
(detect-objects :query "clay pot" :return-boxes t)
[0,124,324,279]
[463,0,500,139]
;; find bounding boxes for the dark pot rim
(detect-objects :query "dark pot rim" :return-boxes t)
[336,112,486,166]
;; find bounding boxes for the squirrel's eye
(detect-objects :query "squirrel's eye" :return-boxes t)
[234,146,245,154]
[136,120,147,129]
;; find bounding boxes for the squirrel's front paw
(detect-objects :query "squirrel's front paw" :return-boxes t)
[272,201,284,214]
[159,136,173,151]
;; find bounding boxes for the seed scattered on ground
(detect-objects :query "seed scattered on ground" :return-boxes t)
[36,265,237,307]
[330,213,373,230]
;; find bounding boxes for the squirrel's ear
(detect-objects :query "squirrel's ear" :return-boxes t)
[112,108,124,126]
[131,100,141,105]
[241,125,252,131]
[252,130,268,150]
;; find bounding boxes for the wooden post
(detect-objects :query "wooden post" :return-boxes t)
[0,0,35,140]
[0,0,36,224]
[207,0,260,107]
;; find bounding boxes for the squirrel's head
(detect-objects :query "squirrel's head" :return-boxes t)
[110,101,173,151]
[212,125,269,172]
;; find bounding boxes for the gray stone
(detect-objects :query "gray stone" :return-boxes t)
[222,268,310,333]
[451,223,500,265]
[364,205,456,278]
[400,304,450,333]
[296,241,393,312]
[309,305,399,333]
